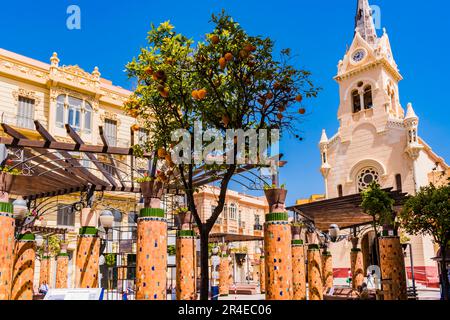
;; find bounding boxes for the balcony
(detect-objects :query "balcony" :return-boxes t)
[253,224,263,231]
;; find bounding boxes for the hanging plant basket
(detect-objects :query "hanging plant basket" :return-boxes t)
[264,188,287,213]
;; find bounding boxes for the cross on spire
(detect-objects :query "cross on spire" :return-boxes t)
[354,0,378,46]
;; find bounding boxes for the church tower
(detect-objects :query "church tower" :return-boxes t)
[319,0,447,199]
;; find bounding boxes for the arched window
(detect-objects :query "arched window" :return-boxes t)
[357,167,380,192]
[337,185,343,197]
[56,95,65,128]
[229,203,237,220]
[84,102,93,134]
[352,90,361,113]
[67,96,82,131]
[363,85,373,109]
[395,174,402,191]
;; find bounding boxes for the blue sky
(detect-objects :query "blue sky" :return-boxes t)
[1,0,449,204]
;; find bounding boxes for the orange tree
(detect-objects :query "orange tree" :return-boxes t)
[125,11,319,300]
[399,183,450,300]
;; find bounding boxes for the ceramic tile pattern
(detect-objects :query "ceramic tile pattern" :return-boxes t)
[55,256,69,289]
[350,250,364,289]
[307,249,323,300]
[264,222,292,300]
[379,237,407,300]
[292,245,306,300]
[11,240,35,300]
[75,236,100,288]
[0,215,14,300]
[176,237,196,300]
[136,219,167,300]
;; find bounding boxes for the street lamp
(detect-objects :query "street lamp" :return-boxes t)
[99,210,114,230]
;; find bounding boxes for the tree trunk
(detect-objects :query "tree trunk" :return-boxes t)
[440,244,449,301]
[199,229,210,300]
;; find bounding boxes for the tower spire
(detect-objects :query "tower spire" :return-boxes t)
[354,0,378,46]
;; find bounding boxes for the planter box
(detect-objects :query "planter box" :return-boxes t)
[264,188,287,213]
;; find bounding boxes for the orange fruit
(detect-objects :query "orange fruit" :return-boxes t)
[211,35,220,45]
[266,92,274,100]
[197,89,207,100]
[299,108,306,115]
[131,124,140,132]
[225,53,233,61]
[222,115,230,127]
[145,67,153,75]
[192,90,199,100]
[219,57,227,69]
[160,88,169,98]
[165,153,172,163]
[157,148,166,158]
[277,113,283,120]
[239,49,249,59]
[152,74,159,81]
[278,106,286,112]
[295,94,303,102]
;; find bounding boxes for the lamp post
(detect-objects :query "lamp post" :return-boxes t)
[99,210,114,292]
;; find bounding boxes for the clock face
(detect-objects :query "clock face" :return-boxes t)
[352,49,366,63]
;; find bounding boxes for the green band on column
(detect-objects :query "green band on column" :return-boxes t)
[292,240,304,245]
[0,202,13,214]
[322,252,332,257]
[42,256,50,260]
[17,233,35,241]
[308,244,320,251]
[140,208,165,218]
[351,248,362,253]
[176,230,195,238]
[58,253,69,257]
[265,212,288,222]
[79,227,98,235]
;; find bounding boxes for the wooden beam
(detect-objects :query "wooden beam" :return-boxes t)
[33,121,108,187]
[65,124,118,187]
[99,126,125,187]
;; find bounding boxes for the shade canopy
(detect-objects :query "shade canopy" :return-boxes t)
[287,188,408,232]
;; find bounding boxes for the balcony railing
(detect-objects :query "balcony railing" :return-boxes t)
[253,224,263,231]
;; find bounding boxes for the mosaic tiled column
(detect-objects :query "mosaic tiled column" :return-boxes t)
[0,202,15,300]
[379,236,407,300]
[264,212,292,300]
[350,249,364,290]
[55,244,69,289]
[11,233,36,301]
[307,244,323,300]
[39,256,50,286]
[176,230,196,300]
[291,240,306,300]
[218,255,230,296]
[322,251,334,291]
[259,255,265,293]
[75,227,100,288]
[136,208,167,300]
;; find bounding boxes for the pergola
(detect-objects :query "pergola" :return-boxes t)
[286,188,408,232]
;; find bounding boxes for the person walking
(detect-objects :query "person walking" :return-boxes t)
[367,270,374,288]
[39,281,49,296]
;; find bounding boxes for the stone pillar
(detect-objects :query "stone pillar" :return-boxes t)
[259,255,265,294]
[307,244,323,300]
[75,227,100,288]
[322,251,334,291]
[291,240,306,300]
[379,236,407,300]
[11,233,36,300]
[0,202,15,300]
[39,256,50,286]
[350,249,364,290]
[136,208,167,300]
[264,212,292,300]
[176,230,196,300]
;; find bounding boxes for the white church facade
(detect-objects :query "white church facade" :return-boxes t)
[319,0,448,287]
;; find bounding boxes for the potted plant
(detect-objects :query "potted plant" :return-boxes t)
[136,174,164,208]
[0,161,22,195]
[174,207,192,230]
[105,253,116,267]
[263,183,287,213]
[291,222,304,240]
